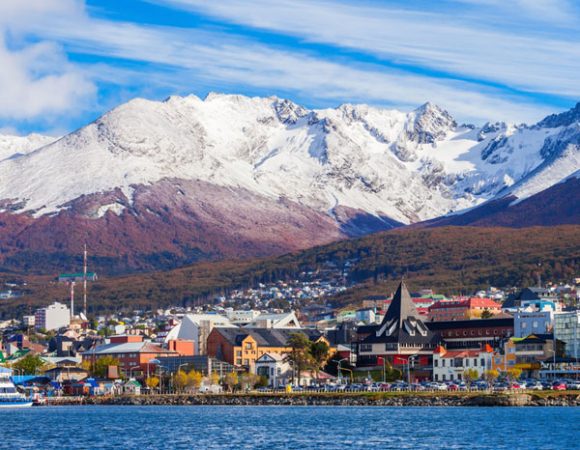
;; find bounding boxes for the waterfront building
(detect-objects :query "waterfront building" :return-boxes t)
[255,353,290,388]
[155,355,235,376]
[207,327,329,370]
[164,314,236,355]
[433,346,492,382]
[554,310,580,359]
[34,302,70,331]
[426,317,514,350]
[82,335,177,376]
[225,309,260,325]
[357,281,439,379]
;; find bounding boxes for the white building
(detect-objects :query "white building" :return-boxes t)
[514,311,553,338]
[245,312,301,329]
[225,309,260,325]
[554,310,580,359]
[164,314,235,354]
[22,315,36,327]
[433,347,492,382]
[34,302,70,331]
[254,353,291,388]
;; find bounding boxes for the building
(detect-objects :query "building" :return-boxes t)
[492,334,563,378]
[82,335,177,375]
[433,346,492,382]
[514,311,553,337]
[357,281,439,379]
[164,314,236,355]
[245,312,301,329]
[225,309,261,325]
[503,287,559,311]
[155,355,235,376]
[255,353,291,388]
[22,315,35,327]
[34,302,70,331]
[554,310,580,359]
[58,272,98,282]
[355,308,376,324]
[426,317,514,350]
[207,327,329,371]
[428,297,502,322]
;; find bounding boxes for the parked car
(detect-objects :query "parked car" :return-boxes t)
[566,380,580,390]
[552,381,567,391]
[527,381,543,391]
[493,383,508,392]
[447,383,459,391]
[378,383,391,391]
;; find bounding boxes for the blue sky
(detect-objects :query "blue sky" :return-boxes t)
[1,0,579,135]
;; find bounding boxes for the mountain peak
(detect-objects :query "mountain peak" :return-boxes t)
[536,102,580,129]
[407,102,456,144]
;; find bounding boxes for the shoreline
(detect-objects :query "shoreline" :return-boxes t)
[43,391,580,407]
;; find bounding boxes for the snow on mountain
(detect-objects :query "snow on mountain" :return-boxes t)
[0,94,578,226]
[0,133,56,162]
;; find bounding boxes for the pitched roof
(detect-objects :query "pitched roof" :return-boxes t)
[363,281,438,346]
[213,327,322,347]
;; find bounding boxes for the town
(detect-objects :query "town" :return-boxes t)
[1,268,579,403]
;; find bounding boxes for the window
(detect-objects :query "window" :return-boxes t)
[243,359,249,366]
[473,358,477,366]
[434,359,439,367]
[480,358,485,366]
[236,350,242,357]
[236,359,242,365]
[245,343,253,350]
[442,374,446,381]
[442,360,446,367]
[360,344,372,352]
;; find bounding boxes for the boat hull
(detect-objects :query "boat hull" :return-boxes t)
[0,401,33,408]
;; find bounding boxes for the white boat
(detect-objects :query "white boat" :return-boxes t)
[0,366,32,408]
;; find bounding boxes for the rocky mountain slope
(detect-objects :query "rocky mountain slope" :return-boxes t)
[0,95,578,273]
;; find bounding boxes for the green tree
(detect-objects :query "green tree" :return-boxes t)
[286,333,312,386]
[309,340,330,384]
[85,355,120,378]
[12,354,45,375]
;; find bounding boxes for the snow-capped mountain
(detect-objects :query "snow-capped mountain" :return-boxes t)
[0,94,578,272]
[0,133,56,162]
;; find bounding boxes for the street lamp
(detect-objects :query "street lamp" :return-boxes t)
[333,358,349,384]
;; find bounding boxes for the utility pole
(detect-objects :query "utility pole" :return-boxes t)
[70,282,75,319]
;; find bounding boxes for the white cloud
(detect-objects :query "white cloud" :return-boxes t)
[154,0,580,99]
[0,0,95,121]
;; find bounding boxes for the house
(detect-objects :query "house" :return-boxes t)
[122,379,141,395]
[207,327,330,371]
[43,366,89,383]
[514,311,553,337]
[81,335,177,376]
[255,353,290,388]
[357,281,439,380]
[433,346,492,382]
[492,334,564,377]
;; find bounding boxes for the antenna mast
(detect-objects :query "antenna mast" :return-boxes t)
[83,243,88,316]
[70,281,75,319]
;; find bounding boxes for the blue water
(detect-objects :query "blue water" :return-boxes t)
[0,406,577,449]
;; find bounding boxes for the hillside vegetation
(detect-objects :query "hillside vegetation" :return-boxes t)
[3,226,579,317]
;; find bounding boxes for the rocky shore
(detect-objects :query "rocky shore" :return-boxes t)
[59,392,580,407]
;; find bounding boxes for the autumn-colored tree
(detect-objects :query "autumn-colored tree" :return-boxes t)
[506,367,522,383]
[146,376,160,390]
[462,368,479,388]
[224,371,238,392]
[209,371,220,386]
[187,370,204,391]
[484,369,499,389]
[173,370,188,393]
[239,372,258,391]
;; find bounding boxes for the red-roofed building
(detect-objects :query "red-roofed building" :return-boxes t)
[428,297,502,322]
[433,346,493,382]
